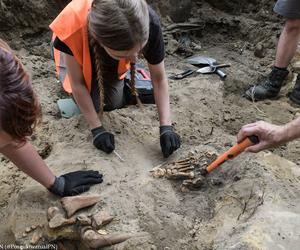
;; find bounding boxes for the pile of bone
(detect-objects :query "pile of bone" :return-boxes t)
[151,151,217,192]
[47,194,133,249]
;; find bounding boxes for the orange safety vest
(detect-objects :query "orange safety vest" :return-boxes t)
[50,0,131,94]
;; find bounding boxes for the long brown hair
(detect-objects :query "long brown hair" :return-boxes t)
[0,39,40,142]
[88,0,149,115]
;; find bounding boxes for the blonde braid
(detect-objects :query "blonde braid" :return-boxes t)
[89,34,105,117]
[130,63,143,108]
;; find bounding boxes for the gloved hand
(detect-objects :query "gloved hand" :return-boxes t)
[91,126,115,153]
[160,125,181,158]
[48,170,103,197]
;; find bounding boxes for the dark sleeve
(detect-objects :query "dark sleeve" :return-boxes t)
[53,37,73,56]
[143,7,165,65]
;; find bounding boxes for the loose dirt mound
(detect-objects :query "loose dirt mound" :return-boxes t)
[1,0,300,249]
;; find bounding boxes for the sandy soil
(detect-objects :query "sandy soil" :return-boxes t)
[1,0,300,249]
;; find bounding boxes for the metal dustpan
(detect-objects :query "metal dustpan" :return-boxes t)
[187,55,229,79]
[186,56,217,67]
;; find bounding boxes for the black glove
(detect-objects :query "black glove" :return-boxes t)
[160,125,181,158]
[48,170,103,196]
[91,126,115,153]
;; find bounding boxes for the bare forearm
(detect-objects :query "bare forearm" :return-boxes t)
[281,117,300,143]
[153,78,171,126]
[0,142,55,188]
[72,84,101,129]
[65,54,101,129]
[148,61,172,126]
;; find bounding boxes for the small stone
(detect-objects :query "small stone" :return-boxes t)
[264,100,272,105]
[189,229,196,237]
[254,42,265,58]
[25,227,31,233]
[233,176,241,182]
[210,178,223,186]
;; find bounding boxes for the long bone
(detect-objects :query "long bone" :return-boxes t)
[81,226,132,248]
[61,194,101,218]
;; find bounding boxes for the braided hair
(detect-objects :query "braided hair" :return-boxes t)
[89,33,105,117]
[130,62,143,107]
[88,0,149,114]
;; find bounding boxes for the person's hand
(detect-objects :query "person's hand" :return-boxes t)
[160,125,181,158]
[91,126,115,153]
[49,170,103,196]
[237,121,286,153]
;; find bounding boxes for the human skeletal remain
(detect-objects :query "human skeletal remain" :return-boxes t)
[75,211,114,228]
[80,226,132,248]
[91,211,114,229]
[61,194,101,218]
[151,156,202,179]
[47,207,60,221]
[180,176,206,192]
[151,150,218,191]
[49,212,77,229]
[151,157,197,179]
[76,214,92,226]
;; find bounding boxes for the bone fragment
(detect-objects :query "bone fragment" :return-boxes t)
[176,159,191,164]
[61,194,100,218]
[151,168,166,178]
[81,226,131,248]
[47,207,60,221]
[30,231,40,245]
[77,214,92,226]
[49,213,76,229]
[174,166,194,172]
[166,171,195,179]
[172,163,193,169]
[91,211,114,229]
[180,176,205,192]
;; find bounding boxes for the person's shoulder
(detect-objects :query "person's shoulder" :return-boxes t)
[50,0,91,40]
[69,0,92,23]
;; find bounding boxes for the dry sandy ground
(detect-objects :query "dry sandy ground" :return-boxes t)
[1,0,300,249]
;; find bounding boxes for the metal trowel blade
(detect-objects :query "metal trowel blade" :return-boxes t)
[196,66,214,74]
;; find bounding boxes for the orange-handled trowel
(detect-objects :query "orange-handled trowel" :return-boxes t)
[200,135,259,176]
